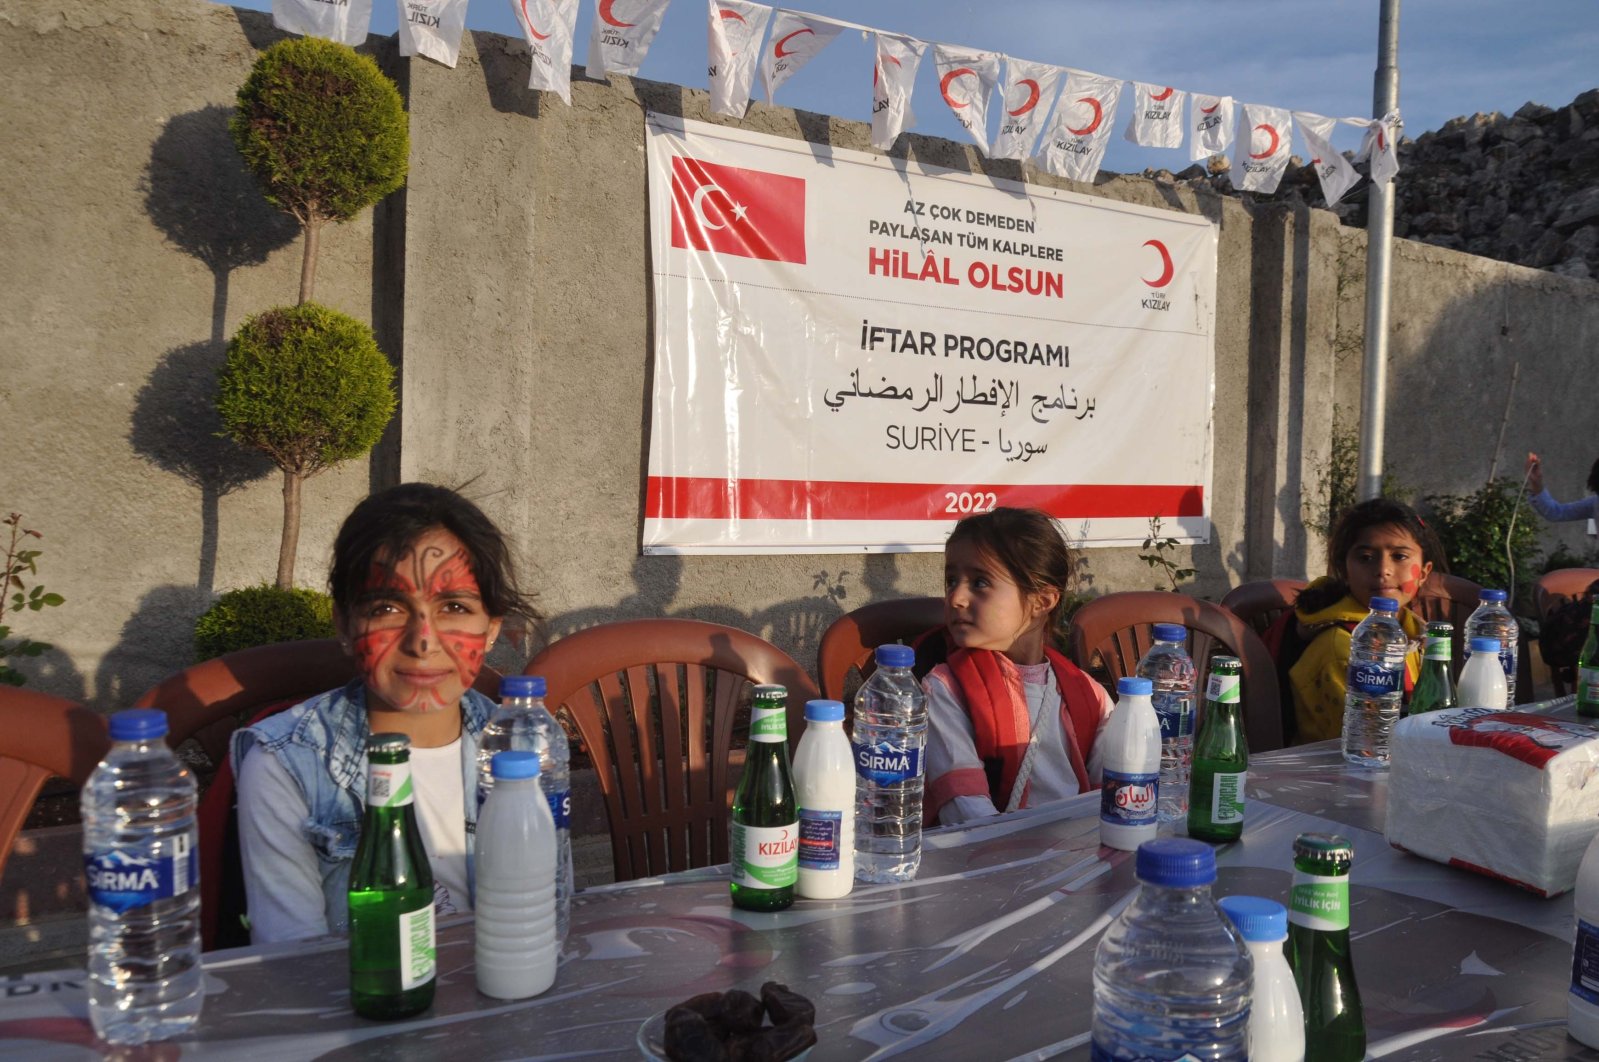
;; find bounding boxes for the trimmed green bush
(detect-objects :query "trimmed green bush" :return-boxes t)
[194,584,335,661]
[1424,477,1541,611]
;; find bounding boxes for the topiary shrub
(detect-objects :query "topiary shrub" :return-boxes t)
[194,584,335,661]
[230,37,408,304]
[217,303,396,589]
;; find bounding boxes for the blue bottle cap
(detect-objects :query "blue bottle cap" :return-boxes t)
[492,750,541,779]
[500,675,547,698]
[805,699,846,722]
[1368,596,1398,612]
[1116,676,1153,697]
[1218,895,1288,942]
[1151,622,1186,643]
[1480,589,1508,602]
[108,708,168,742]
[1135,838,1216,887]
[1470,636,1502,654]
[875,643,915,668]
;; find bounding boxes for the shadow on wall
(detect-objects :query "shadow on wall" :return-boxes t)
[95,585,212,710]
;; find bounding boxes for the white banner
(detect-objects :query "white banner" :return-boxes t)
[396,0,470,67]
[871,34,926,150]
[586,0,673,79]
[1189,94,1233,161]
[1034,71,1123,183]
[1294,111,1361,206]
[1233,103,1292,193]
[1357,109,1402,187]
[707,0,772,117]
[510,0,581,102]
[1124,82,1186,149]
[933,45,1001,155]
[991,59,1062,161]
[760,10,844,103]
[274,0,373,45]
[644,115,1217,553]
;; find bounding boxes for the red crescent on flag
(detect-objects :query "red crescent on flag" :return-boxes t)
[940,67,976,108]
[1249,124,1280,159]
[718,8,745,21]
[518,0,550,40]
[1151,86,1174,101]
[872,52,901,87]
[1377,126,1387,151]
[1007,78,1041,117]
[1067,96,1103,136]
[599,0,635,28]
[1201,100,1219,115]
[774,27,814,58]
[1142,240,1175,288]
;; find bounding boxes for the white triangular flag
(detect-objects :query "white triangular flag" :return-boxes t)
[706,0,773,118]
[932,45,1000,155]
[1189,93,1233,161]
[992,58,1062,161]
[760,10,844,103]
[1232,103,1292,193]
[1356,110,1402,186]
[1034,70,1122,183]
[1124,81,1186,149]
[871,33,926,150]
[1294,112,1361,206]
[586,0,673,79]
[395,0,470,67]
[274,0,373,45]
[510,0,582,103]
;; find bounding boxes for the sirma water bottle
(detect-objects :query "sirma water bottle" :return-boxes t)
[82,709,202,1045]
[1135,623,1196,824]
[731,685,799,911]
[853,644,927,883]
[1340,596,1406,769]
[1465,588,1519,703]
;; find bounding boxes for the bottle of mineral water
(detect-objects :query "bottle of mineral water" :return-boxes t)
[1568,827,1599,1047]
[1465,588,1519,704]
[82,709,203,1045]
[477,674,571,942]
[853,644,927,883]
[1135,623,1196,823]
[1340,596,1407,769]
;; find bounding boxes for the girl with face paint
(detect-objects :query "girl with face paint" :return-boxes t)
[232,485,541,943]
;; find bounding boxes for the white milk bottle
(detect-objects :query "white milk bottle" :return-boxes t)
[1099,677,1161,851]
[1457,636,1510,710]
[475,750,557,1000]
[1219,895,1305,1062]
[793,699,855,899]
[1569,829,1599,1048]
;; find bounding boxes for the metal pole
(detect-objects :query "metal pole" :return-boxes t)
[1358,0,1401,500]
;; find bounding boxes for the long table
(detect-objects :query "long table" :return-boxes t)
[4,716,1598,1060]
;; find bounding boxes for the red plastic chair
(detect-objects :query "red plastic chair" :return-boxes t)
[1220,579,1307,638]
[0,687,108,883]
[816,596,945,702]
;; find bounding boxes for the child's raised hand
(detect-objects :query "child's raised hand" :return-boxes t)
[1525,451,1543,494]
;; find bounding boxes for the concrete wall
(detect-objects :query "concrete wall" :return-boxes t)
[4,0,1597,709]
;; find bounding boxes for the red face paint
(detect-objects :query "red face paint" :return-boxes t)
[1400,563,1422,598]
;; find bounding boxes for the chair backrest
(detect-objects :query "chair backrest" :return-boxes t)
[817,596,945,701]
[1219,579,1307,637]
[526,618,820,883]
[1534,567,1599,696]
[1408,572,1494,691]
[1067,591,1285,753]
[0,687,108,882]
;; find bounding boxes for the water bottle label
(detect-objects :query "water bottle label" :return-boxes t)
[1289,871,1349,931]
[367,762,414,807]
[750,705,787,743]
[797,809,842,870]
[1089,1040,1207,1061]
[1349,660,1402,696]
[84,835,193,914]
[1206,674,1240,703]
[1099,769,1157,828]
[549,787,571,831]
[398,902,437,992]
[1209,771,1247,824]
[730,821,798,888]
[1571,918,1599,1005]
[1499,646,1516,679]
[1152,693,1193,741]
[1424,636,1451,662]
[852,740,923,786]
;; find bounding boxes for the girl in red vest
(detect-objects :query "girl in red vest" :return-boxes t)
[923,508,1112,826]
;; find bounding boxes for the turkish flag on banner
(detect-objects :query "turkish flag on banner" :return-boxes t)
[1232,103,1292,193]
[669,156,807,263]
[1124,81,1186,149]
[1189,94,1233,161]
[585,0,673,79]
[1294,111,1362,206]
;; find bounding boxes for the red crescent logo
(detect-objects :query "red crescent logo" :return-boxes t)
[1150,86,1174,101]
[519,0,549,40]
[940,67,976,109]
[718,7,745,21]
[774,27,813,58]
[1143,240,1174,289]
[1249,123,1280,159]
[1200,100,1219,115]
[1377,126,1387,151]
[1067,96,1103,136]
[872,53,900,88]
[599,0,635,28]
[1007,78,1041,117]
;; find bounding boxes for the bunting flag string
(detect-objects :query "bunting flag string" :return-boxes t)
[1232,103,1293,193]
[1355,110,1402,187]
[991,59,1062,161]
[396,0,471,67]
[706,0,773,118]
[1294,111,1362,206]
[586,0,674,79]
[1190,94,1234,161]
[1034,70,1122,183]
[760,9,846,103]
[932,45,1001,155]
[1124,81,1185,149]
[510,0,582,102]
[273,0,373,45]
[870,33,926,150]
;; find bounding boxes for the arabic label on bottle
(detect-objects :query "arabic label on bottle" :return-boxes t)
[1099,769,1158,828]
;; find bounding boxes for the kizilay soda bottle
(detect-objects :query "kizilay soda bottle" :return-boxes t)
[730,685,798,911]
[1578,600,1599,718]
[1406,621,1456,716]
[1287,833,1364,1062]
[349,733,437,1020]
[1187,656,1247,844]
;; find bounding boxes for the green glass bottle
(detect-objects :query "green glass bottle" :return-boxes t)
[730,685,798,912]
[1186,656,1247,843]
[1407,621,1457,716]
[1578,602,1599,718]
[348,733,436,1020]
[1287,833,1365,1062]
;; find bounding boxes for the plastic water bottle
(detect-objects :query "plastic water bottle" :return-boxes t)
[475,751,557,1000]
[1135,623,1196,824]
[1568,829,1599,1048]
[81,709,202,1044]
[1091,838,1252,1060]
[852,644,927,883]
[1457,636,1509,709]
[1099,677,1161,852]
[1340,596,1407,769]
[477,675,571,942]
[1465,588,1519,704]
[793,699,855,899]
[1219,896,1305,1062]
